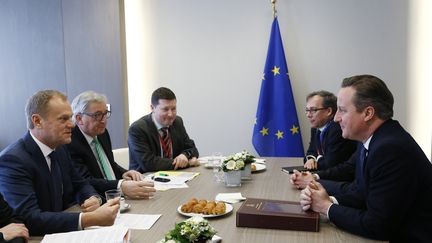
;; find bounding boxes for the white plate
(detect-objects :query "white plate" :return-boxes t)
[177,203,233,218]
[253,158,266,164]
[198,156,225,164]
[251,163,266,173]
[120,203,131,213]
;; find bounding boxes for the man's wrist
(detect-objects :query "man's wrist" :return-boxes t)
[305,155,317,161]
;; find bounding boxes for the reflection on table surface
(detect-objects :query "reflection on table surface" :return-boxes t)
[29,157,386,243]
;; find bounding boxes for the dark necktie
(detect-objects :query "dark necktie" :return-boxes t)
[357,146,368,193]
[48,151,63,211]
[359,146,368,176]
[161,127,172,159]
[315,130,323,155]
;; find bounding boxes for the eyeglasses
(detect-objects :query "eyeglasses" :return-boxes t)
[305,107,327,115]
[82,110,111,121]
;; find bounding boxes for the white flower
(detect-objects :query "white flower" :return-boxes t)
[226,160,236,170]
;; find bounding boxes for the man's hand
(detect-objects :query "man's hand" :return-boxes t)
[290,170,315,189]
[121,180,156,199]
[122,170,142,181]
[80,196,101,212]
[188,157,200,167]
[81,198,120,228]
[300,181,332,214]
[304,158,317,169]
[172,154,189,170]
[0,223,29,241]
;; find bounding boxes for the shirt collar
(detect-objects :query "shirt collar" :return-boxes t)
[318,121,331,132]
[78,126,96,145]
[151,112,164,130]
[363,135,373,150]
[29,131,54,158]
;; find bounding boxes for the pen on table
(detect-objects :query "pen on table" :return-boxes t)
[158,173,169,176]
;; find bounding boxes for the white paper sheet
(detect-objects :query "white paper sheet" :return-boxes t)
[115,213,161,230]
[41,225,129,243]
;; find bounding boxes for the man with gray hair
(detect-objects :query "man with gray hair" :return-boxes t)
[0,90,118,235]
[67,91,155,200]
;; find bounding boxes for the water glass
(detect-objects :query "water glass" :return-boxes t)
[105,189,121,216]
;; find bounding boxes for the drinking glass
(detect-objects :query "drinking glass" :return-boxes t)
[105,189,122,216]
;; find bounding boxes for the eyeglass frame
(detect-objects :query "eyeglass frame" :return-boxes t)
[81,110,111,121]
[304,107,328,115]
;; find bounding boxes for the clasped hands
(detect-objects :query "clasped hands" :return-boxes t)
[299,181,333,215]
[172,154,199,170]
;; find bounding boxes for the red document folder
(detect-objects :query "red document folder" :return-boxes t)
[236,198,320,232]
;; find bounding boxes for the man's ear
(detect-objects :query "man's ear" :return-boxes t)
[75,113,83,125]
[364,106,375,122]
[31,114,42,128]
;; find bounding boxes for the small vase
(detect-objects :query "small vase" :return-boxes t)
[224,170,241,187]
[241,163,252,180]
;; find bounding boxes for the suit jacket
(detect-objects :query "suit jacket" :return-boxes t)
[0,194,25,243]
[329,120,432,242]
[0,132,98,235]
[128,113,199,173]
[67,127,127,196]
[305,120,357,170]
[316,144,360,182]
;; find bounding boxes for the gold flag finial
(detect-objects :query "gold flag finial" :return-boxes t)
[271,0,277,18]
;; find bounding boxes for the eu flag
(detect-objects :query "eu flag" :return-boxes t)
[252,17,304,157]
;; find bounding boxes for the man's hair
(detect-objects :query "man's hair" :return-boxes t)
[151,87,176,106]
[71,91,108,123]
[306,90,337,115]
[25,90,67,129]
[341,74,394,120]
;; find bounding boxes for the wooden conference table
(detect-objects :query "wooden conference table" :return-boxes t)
[30,158,385,243]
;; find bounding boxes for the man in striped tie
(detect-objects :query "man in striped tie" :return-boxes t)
[68,91,156,200]
[128,87,199,173]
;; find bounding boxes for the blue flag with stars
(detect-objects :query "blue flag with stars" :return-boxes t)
[252,17,304,157]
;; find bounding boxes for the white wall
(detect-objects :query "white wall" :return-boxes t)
[124,0,431,159]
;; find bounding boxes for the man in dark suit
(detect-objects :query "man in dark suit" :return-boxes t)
[0,194,28,243]
[67,91,155,199]
[303,90,357,170]
[300,75,432,242]
[128,87,199,173]
[0,90,119,235]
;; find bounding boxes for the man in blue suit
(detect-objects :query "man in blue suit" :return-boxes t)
[0,90,119,235]
[303,90,356,170]
[300,75,432,242]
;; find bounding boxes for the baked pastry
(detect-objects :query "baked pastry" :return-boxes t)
[251,164,257,171]
[180,198,225,215]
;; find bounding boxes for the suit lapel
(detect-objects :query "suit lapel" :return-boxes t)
[23,132,58,210]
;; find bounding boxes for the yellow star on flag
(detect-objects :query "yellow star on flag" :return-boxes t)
[275,130,284,139]
[290,125,299,134]
[262,73,265,81]
[271,66,280,76]
[260,127,269,136]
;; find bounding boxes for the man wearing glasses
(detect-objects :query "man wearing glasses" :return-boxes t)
[67,91,155,199]
[303,90,356,170]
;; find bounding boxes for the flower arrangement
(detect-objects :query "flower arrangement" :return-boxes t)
[158,216,217,243]
[221,150,255,172]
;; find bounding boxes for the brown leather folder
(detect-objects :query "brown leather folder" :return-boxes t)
[236,198,320,232]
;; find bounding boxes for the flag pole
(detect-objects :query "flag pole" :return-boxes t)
[271,0,277,19]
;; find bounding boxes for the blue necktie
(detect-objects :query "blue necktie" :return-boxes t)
[48,151,63,211]
[357,146,368,194]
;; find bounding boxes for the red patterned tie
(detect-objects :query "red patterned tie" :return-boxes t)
[161,127,172,159]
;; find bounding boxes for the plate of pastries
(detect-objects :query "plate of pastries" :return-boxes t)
[178,198,233,218]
